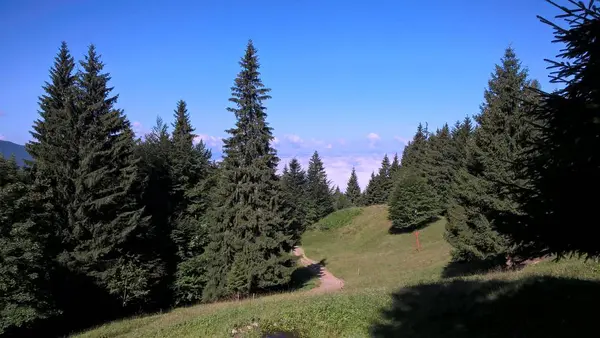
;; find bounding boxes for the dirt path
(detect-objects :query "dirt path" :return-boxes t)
[293,246,344,293]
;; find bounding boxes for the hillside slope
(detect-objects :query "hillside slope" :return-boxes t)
[76,206,600,338]
[0,140,31,165]
[302,205,451,290]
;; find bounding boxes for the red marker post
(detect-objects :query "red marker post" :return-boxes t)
[415,230,421,251]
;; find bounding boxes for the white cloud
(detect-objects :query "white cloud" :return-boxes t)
[131,121,146,137]
[195,134,223,147]
[326,143,333,149]
[367,132,381,141]
[271,137,280,146]
[367,132,381,147]
[284,134,303,145]
[0,134,5,141]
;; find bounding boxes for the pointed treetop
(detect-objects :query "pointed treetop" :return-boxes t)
[172,100,195,148]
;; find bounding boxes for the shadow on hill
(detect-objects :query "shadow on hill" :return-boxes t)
[286,259,327,291]
[441,259,504,278]
[370,276,600,338]
[388,216,440,235]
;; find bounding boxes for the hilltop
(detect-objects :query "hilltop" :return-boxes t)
[0,140,30,165]
[76,206,600,338]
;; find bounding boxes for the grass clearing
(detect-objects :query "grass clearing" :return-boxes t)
[76,205,600,338]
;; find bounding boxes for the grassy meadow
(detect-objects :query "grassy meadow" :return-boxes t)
[75,205,600,338]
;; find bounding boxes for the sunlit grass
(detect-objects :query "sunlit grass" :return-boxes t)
[75,205,600,337]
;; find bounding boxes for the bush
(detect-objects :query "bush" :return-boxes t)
[388,172,439,233]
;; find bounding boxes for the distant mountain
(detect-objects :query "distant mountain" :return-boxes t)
[0,140,31,166]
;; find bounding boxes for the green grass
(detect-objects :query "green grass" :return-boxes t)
[75,205,600,338]
[311,207,363,231]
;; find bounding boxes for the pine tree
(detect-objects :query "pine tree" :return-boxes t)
[362,171,378,206]
[444,47,539,263]
[390,153,400,180]
[0,156,57,335]
[333,186,351,210]
[202,41,295,301]
[388,170,440,233]
[281,158,308,241]
[135,117,176,306]
[26,42,77,252]
[305,151,334,224]
[401,123,429,172]
[450,116,473,171]
[345,167,361,206]
[499,1,600,259]
[422,124,454,209]
[377,154,393,203]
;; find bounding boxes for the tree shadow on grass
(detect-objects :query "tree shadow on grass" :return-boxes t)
[388,216,440,235]
[370,276,600,338]
[286,259,327,291]
[441,259,504,278]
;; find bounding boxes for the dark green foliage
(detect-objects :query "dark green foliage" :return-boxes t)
[450,116,474,172]
[345,167,362,206]
[305,151,334,224]
[400,123,429,172]
[362,172,377,206]
[0,156,56,334]
[377,154,393,203]
[422,124,454,209]
[281,158,308,241]
[202,41,295,301]
[445,47,539,263]
[333,186,352,210]
[166,100,215,303]
[388,170,440,233]
[135,117,176,306]
[499,1,600,259]
[62,45,163,307]
[390,153,400,179]
[362,154,394,206]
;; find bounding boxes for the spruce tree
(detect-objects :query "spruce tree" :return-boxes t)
[401,123,429,172]
[444,47,539,263]
[388,170,439,232]
[377,154,393,203]
[202,41,295,301]
[27,42,77,251]
[345,167,361,206]
[0,156,56,335]
[73,45,165,307]
[135,117,176,306]
[362,171,378,206]
[422,124,454,209]
[281,158,308,241]
[333,186,351,210]
[305,151,334,224]
[390,153,401,179]
[499,1,600,259]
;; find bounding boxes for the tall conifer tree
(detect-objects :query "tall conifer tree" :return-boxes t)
[305,151,334,224]
[445,47,539,263]
[499,1,600,259]
[281,158,308,241]
[202,41,295,301]
[345,167,361,206]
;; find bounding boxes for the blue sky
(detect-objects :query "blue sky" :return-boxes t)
[0,0,563,188]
